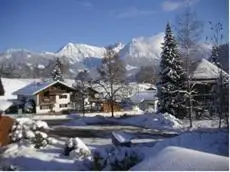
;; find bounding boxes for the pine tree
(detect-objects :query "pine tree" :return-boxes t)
[51,58,64,82]
[0,77,5,96]
[157,23,186,119]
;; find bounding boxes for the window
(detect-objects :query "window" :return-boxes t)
[44,91,50,97]
[59,95,67,99]
[40,105,50,109]
[59,104,68,108]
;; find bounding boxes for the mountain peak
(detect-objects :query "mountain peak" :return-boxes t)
[56,42,106,62]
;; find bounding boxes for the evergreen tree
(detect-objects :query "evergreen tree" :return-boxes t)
[51,58,64,81]
[157,23,186,119]
[0,77,4,96]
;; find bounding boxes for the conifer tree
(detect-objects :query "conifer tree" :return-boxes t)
[0,77,4,96]
[157,23,186,118]
[51,58,64,81]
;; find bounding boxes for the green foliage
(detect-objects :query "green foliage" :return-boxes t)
[157,23,187,119]
[0,77,5,96]
[51,58,64,81]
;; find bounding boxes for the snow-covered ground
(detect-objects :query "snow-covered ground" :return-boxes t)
[131,129,229,171]
[1,122,228,171]
[132,146,228,171]
[0,78,229,170]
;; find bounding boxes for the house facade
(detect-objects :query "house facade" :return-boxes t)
[13,80,75,114]
[130,89,158,112]
[191,58,229,117]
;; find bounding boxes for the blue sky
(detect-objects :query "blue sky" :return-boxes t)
[0,0,228,52]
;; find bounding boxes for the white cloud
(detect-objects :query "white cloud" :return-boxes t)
[162,0,199,12]
[115,7,155,19]
[162,1,184,11]
[75,0,93,9]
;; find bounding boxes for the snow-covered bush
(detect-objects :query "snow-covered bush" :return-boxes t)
[93,147,141,171]
[154,112,183,128]
[32,131,49,149]
[145,107,155,113]
[64,137,91,159]
[133,106,143,112]
[9,118,50,149]
[1,164,19,171]
[24,100,35,113]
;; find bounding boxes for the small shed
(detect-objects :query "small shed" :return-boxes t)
[102,100,121,112]
[130,89,158,112]
[0,115,15,146]
[111,131,132,147]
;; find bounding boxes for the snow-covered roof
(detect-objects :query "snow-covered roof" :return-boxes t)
[13,80,74,96]
[130,90,157,104]
[191,58,228,80]
[0,99,13,111]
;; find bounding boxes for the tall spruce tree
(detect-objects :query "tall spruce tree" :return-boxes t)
[0,77,5,96]
[51,58,64,82]
[157,23,186,119]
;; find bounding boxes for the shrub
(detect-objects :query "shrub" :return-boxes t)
[93,147,141,171]
[9,118,50,149]
[1,164,19,171]
[32,131,49,149]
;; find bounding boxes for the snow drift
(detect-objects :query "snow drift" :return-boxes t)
[131,146,229,171]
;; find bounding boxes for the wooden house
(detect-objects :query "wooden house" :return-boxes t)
[130,88,158,112]
[71,87,103,112]
[191,58,229,116]
[13,80,75,114]
[102,100,121,112]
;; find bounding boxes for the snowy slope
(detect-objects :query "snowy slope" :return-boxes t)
[0,78,39,100]
[131,130,229,170]
[56,42,106,62]
[0,78,39,111]
[0,34,213,79]
[119,33,164,67]
[132,146,228,171]
[0,49,55,67]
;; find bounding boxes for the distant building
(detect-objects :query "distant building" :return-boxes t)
[130,88,158,112]
[71,87,103,112]
[13,80,75,114]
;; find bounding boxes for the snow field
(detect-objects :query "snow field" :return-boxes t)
[131,146,229,171]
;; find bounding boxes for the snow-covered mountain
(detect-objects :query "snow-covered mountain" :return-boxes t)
[56,43,106,63]
[0,49,55,65]
[0,33,212,79]
[120,33,164,67]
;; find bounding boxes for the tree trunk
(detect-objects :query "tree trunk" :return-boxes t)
[110,99,114,118]
[186,49,193,128]
[189,96,193,128]
[188,81,193,128]
[82,98,85,117]
[218,69,223,128]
